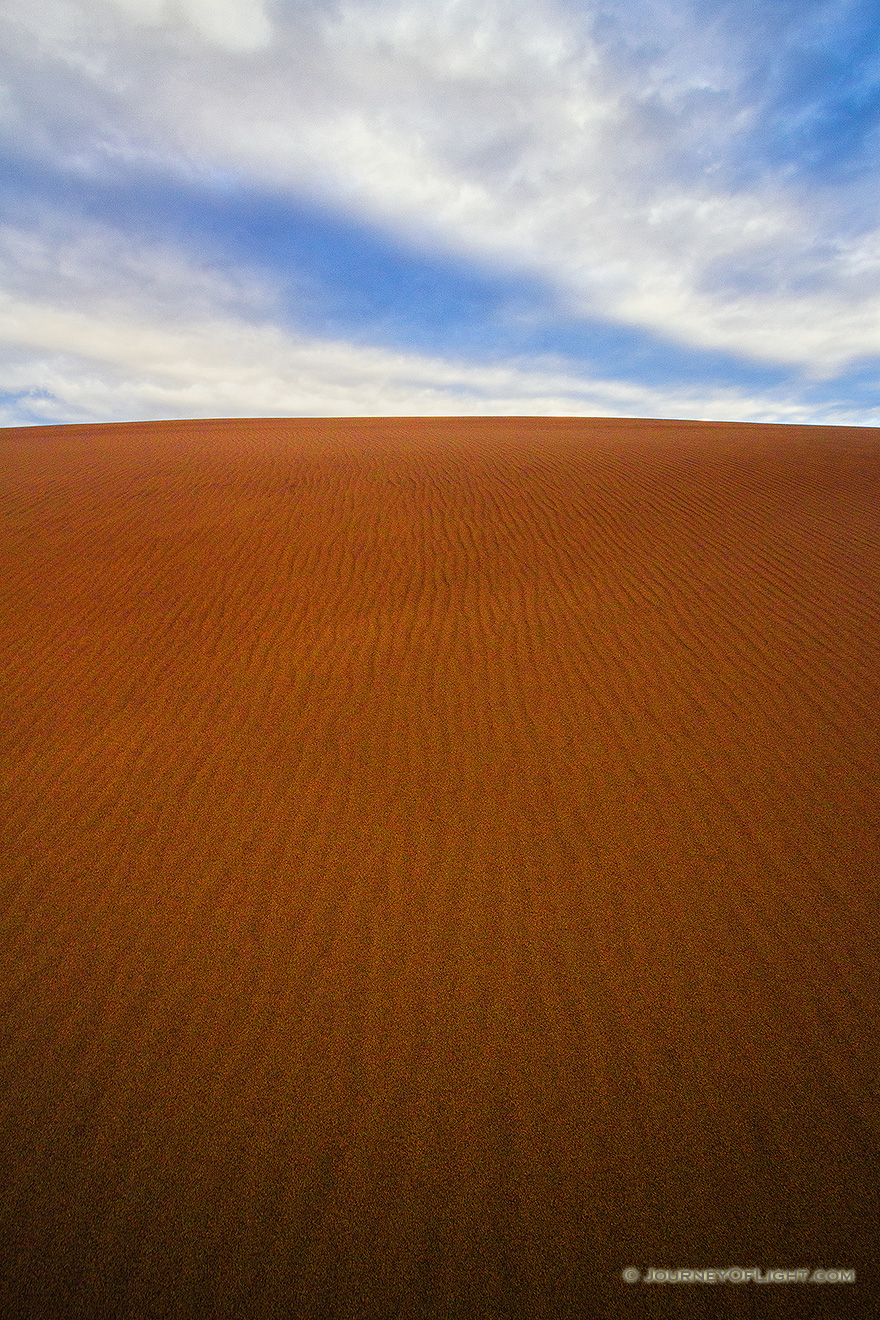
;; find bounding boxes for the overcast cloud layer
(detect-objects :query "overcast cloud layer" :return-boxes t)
[2,0,880,424]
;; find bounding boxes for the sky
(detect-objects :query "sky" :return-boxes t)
[2,0,880,425]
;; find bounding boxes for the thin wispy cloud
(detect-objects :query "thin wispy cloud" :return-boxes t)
[2,0,879,423]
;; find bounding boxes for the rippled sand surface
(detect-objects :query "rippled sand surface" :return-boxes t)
[2,416,878,1318]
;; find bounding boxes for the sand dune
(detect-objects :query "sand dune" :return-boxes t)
[1,416,878,1318]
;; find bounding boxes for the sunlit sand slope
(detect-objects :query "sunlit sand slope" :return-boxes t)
[1,416,878,1318]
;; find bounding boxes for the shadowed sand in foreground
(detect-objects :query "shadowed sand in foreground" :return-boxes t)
[1,416,878,1319]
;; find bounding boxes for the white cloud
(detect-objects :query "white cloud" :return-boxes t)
[2,0,880,381]
[102,0,274,50]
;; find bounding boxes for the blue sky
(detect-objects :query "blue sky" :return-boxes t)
[1,0,880,423]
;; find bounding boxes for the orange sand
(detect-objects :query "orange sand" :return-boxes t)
[1,416,878,1318]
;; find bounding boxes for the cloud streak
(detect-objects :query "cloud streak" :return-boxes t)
[1,221,873,428]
